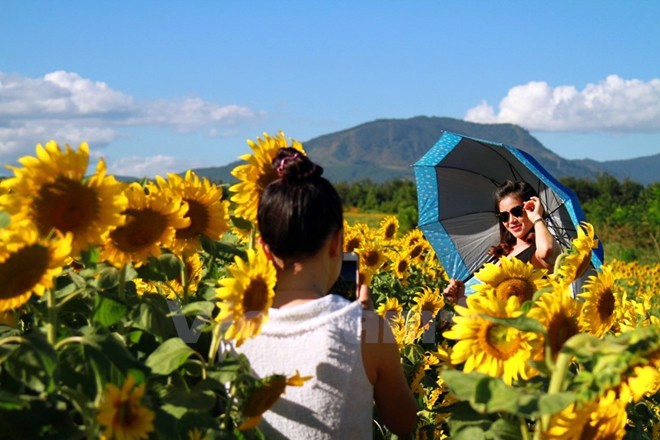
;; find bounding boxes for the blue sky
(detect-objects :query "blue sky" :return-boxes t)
[1,0,659,177]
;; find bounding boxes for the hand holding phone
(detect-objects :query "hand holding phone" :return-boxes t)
[332,252,359,300]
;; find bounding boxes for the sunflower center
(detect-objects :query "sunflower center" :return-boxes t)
[481,323,521,360]
[345,237,361,253]
[363,250,380,267]
[547,313,579,357]
[243,377,287,417]
[175,199,209,239]
[495,278,535,303]
[575,252,592,279]
[256,168,278,192]
[384,224,396,239]
[596,288,615,321]
[579,420,600,440]
[33,177,99,234]
[397,260,408,273]
[242,277,269,314]
[409,244,424,259]
[117,400,138,426]
[0,244,50,298]
[109,208,168,252]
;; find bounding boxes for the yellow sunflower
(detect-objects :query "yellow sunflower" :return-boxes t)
[378,215,399,241]
[0,228,72,312]
[401,228,425,248]
[390,252,411,281]
[132,253,204,299]
[0,141,127,256]
[545,389,627,440]
[443,293,540,384]
[411,287,445,325]
[618,349,660,403]
[230,131,305,226]
[472,256,549,306]
[155,171,230,254]
[238,370,312,431]
[375,297,403,320]
[97,374,155,440]
[215,248,277,347]
[354,241,387,285]
[389,311,423,348]
[343,221,369,253]
[406,239,429,263]
[579,265,622,337]
[420,248,446,280]
[552,222,599,286]
[102,183,190,268]
[528,284,583,359]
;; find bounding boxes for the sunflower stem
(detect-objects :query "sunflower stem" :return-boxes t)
[519,416,530,440]
[0,336,28,347]
[118,264,127,302]
[248,224,256,250]
[181,259,189,305]
[46,288,57,345]
[539,350,573,435]
[208,321,223,366]
[54,336,84,351]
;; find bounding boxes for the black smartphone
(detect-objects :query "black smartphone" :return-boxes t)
[331,252,359,299]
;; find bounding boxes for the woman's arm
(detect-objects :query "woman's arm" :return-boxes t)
[525,196,560,269]
[362,311,417,436]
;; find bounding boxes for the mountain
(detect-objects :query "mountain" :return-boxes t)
[193,117,658,185]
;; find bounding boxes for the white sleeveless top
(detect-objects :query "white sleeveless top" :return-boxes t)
[235,294,374,439]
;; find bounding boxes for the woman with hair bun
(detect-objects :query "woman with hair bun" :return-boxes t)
[443,179,560,304]
[236,147,417,439]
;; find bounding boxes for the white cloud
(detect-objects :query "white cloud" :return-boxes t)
[465,75,660,132]
[108,154,204,178]
[0,70,262,163]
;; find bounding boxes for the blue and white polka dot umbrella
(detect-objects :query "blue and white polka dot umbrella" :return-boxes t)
[413,131,604,283]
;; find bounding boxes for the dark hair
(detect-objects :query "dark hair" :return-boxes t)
[257,147,343,260]
[488,180,538,258]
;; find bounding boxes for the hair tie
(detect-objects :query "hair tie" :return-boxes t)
[277,153,299,177]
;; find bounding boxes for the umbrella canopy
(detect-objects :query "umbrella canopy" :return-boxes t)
[413,131,604,282]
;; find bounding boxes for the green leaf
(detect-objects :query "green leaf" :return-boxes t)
[473,376,521,414]
[68,271,88,289]
[162,387,215,411]
[96,267,120,289]
[230,215,253,232]
[0,210,10,228]
[177,300,215,318]
[94,295,128,327]
[538,392,576,416]
[130,293,177,340]
[487,418,524,440]
[206,358,244,384]
[0,389,30,410]
[453,426,487,440]
[2,333,58,393]
[74,333,147,391]
[442,370,484,400]
[158,253,184,280]
[80,245,101,265]
[145,338,196,375]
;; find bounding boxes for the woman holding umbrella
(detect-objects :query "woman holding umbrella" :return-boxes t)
[444,180,560,303]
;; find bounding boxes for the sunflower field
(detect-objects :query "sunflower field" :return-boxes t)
[0,133,658,439]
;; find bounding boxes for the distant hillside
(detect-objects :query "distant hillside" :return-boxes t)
[192,117,658,185]
[572,154,660,185]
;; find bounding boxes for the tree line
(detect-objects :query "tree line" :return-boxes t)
[335,175,659,263]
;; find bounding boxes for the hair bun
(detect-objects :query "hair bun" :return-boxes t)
[274,148,323,181]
